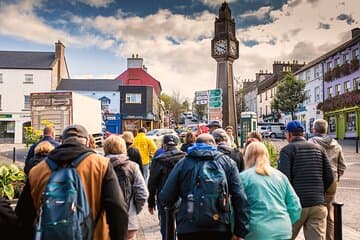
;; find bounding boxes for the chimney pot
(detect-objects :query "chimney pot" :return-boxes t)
[351,28,360,39]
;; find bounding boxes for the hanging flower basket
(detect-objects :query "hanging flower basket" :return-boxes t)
[317,90,360,112]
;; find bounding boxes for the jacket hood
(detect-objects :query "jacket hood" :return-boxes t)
[47,142,95,164]
[153,149,185,168]
[106,153,129,168]
[187,143,221,160]
[311,135,336,150]
[217,143,233,155]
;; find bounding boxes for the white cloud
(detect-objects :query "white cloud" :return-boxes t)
[199,0,237,8]
[239,6,273,20]
[71,0,113,8]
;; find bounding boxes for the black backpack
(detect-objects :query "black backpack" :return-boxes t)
[111,159,135,209]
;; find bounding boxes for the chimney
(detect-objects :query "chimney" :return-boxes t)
[55,40,65,60]
[55,40,65,89]
[127,55,144,69]
[352,28,360,39]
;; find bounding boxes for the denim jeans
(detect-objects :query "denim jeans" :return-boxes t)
[157,200,166,240]
[143,164,149,184]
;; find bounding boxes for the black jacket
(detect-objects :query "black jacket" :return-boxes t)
[16,142,128,240]
[147,148,185,208]
[217,143,244,172]
[24,136,60,169]
[0,197,20,240]
[278,137,334,208]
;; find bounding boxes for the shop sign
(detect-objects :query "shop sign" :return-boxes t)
[0,114,12,118]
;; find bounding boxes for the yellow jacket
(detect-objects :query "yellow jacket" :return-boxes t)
[132,132,157,165]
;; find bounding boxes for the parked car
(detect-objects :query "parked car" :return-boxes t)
[146,128,179,148]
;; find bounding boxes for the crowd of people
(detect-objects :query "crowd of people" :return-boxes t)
[0,118,345,240]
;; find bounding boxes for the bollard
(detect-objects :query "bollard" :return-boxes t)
[164,207,176,240]
[12,147,16,163]
[356,137,359,153]
[333,202,344,240]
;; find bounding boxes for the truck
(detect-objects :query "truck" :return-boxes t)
[30,91,104,146]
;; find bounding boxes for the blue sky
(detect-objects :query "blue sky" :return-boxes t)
[0,0,359,99]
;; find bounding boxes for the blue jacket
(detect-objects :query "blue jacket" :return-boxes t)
[240,167,301,240]
[159,143,250,238]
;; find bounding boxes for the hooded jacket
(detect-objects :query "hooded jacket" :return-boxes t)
[16,142,128,240]
[159,143,250,238]
[107,153,148,230]
[309,134,346,181]
[217,142,244,172]
[147,148,185,208]
[132,132,157,165]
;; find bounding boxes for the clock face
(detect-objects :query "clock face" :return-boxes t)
[214,40,227,55]
[229,41,237,56]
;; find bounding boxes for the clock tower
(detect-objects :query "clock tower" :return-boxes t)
[211,2,239,139]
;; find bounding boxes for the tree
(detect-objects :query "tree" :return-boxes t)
[193,102,207,121]
[160,91,185,124]
[160,93,172,110]
[271,72,307,120]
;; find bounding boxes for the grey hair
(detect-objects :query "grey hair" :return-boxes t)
[313,119,328,134]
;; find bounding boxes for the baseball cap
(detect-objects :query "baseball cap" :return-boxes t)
[285,120,305,133]
[212,128,228,142]
[163,134,179,146]
[207,120,222,128]
[62,124,89,139]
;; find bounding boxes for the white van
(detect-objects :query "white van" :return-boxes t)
[257,123,285,138]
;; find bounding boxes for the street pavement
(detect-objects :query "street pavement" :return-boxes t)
[1,139,359,240]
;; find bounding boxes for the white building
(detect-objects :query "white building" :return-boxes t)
[0,41,69,143]
[243,80,258,113]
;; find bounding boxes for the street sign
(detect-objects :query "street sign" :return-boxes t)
[195,95,209,101]
[209,88,223,97]
[209,96,221,102]
[195,90,208,96]
[209,101,222,108]
[196,100,208,105]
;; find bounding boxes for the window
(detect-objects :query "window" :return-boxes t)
[335,58,341,66]
[326,62,332,71]
[314,65,320,78]
[344,81,350,92]
[314,86,320,102]
[346,112,356,132]
[259,93,262,103]
[24,95,30,109]
[353,48,359,59]
[354,77,360,90]
[24,74,33,83]
[328,116,336,133]
[305,90,310,104]
[0,95,2,110]
[306,70,311,81]
[327,87,333,98]
[265,91,268,100]
[335,84,341,95]
[125,93,141,104]
[343,53,350,63]
[0,73,3,83]
[265,105,268,115]
[260,107,262,116]
[270,88,273,97]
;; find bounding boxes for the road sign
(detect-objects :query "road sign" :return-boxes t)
[208,88,223,97]
[195,90,208,96]
[196,100,208,105]
[196,95,209,101]
[209,101,222,108]
[209,96,221,102]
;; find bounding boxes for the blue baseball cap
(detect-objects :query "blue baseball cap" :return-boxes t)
[285,120,305,133]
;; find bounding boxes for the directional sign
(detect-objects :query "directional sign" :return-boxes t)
[209,88,223,97]
[209,101,222,108]
[196,95,209,101]
[196,100,208,105]
[209,96,222,102]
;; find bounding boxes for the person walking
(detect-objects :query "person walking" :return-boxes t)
[24,140,55,175]
[24,126,60,172]
[225,125,236,147]
[122,131,144,175]
[206,120,222,134]
[132,127,157,183]
[308,119,346,240]
[104,135,148,240]
[180,132,195,153]
[148,135,186,239]
[212,128,244,172]
[159,133,249,240]
[240,141,301,239]
[278,120,334,240]
[16,124,128,240]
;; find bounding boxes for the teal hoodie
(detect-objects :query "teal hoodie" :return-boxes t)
[240,167,301,240]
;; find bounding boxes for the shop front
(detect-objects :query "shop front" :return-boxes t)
[121,112,157,134]
[325,106,360,139]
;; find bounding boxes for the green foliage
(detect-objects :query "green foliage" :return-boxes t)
[263,140,279,168]
[24,120,55,147]
[271,72,307,120]
[0,164,26,200]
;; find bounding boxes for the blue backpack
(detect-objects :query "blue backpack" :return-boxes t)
[35,152,93,240]
[187,155,231,227]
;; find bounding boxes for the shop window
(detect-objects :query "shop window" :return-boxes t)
[314,86,320,102]
[125,93,141,104]
[327,87,333,98]
[344,81,350,93]
[328,116,336,133]
[24,74,33,84]
[24,95,30,109]
[346,112,356,132]
[335,84,341,95]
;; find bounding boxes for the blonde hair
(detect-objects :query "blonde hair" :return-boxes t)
[103,135,127,155]
[244,141,271,176]
[34,141,55,155]
[88,134,96,149]
[122,131,134,144]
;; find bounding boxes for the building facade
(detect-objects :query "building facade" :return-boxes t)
[321,28,360,139]
[0,41,69,143]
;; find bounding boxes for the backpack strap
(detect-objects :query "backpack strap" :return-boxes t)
[46,152,94,172]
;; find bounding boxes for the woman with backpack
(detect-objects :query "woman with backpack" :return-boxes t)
[104,135,148,240]
[24,140,55,175]
[239,141,301,239]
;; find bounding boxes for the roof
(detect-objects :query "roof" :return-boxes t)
[257,73,284,94]
[115,68,162,96]
[0,51,56,69]
[57,79,122,91]
[295,33,360,74]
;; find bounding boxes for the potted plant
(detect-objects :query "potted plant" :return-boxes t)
[0,164,26,204]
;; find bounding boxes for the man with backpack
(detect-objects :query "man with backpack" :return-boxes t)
[16,124,128,240]
[159,133,249,240]
[148,134,186,240]
[212,128,244,172]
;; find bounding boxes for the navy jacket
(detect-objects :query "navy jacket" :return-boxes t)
[159,144,249,238]
[278,137,334,208]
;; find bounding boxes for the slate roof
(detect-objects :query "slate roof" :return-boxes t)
[0,51,56,69]
[57,79,122,91]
